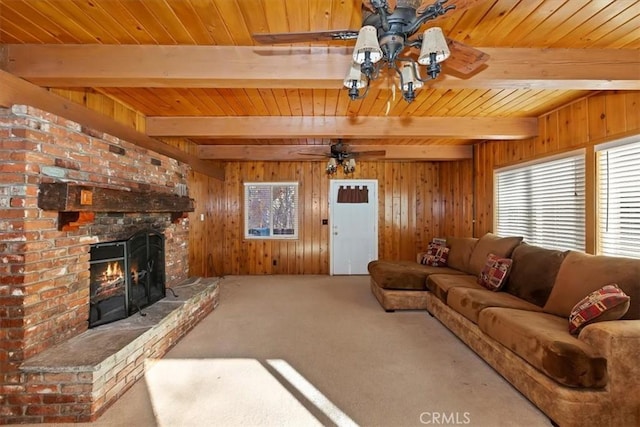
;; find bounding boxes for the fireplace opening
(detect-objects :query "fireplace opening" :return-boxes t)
[89,229,166,328]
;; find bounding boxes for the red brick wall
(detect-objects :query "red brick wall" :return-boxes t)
[0,105,191,423]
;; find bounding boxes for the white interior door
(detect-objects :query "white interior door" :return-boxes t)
[330,179,378,275]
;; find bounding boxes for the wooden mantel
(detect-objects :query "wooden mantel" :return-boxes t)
[38,182,195,230]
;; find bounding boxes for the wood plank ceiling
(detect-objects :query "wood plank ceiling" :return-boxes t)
[0,0,639,160]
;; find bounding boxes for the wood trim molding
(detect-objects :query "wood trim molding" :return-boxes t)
[4,45,639,90]
[0,70,224,180]
[147,116,538,140]
[197,144,472,161]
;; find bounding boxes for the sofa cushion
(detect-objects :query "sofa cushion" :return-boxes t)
[426,274,483,303]
[420,243,450,267]
[368,260,465,291]
[503,243,568,307]
[445,237,478,273]
[478,254,512,291]
[448,287,542,324]
[478,307,607,388]
[543,251,640,320]
[569,284,630,335]
[468,233,523,276]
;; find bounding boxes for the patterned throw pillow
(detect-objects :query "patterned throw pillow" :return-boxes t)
[421,243,450,267]
[478,253,512,291]
[568,284,630,335]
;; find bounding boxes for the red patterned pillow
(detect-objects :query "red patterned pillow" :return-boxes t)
[478,253,512,291]
[420,243,450,267]
[568,284,630,335]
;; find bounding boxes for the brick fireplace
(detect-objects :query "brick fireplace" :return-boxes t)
[0,105,219,423]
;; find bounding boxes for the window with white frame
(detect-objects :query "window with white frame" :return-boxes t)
[596,136,640,259]
[495,152,585,251]
[244,182,299,239]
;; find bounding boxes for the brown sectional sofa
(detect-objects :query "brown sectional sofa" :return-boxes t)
[367,234,640,427]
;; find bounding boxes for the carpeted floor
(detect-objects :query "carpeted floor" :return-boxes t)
[41,275,551,427]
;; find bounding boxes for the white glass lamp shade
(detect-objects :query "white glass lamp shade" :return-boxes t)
[343,158,356,174]
[326,158,338,174]
[353,26,383,64]
[343,62,367,89]
[417,27,450,65]
[400,64,423,91]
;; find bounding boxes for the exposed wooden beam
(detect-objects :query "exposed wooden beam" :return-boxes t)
[2,45,345,89]
[0,70,224,180]
[3,44,639,90]
[147,116,538,140]
[198,144,472,161]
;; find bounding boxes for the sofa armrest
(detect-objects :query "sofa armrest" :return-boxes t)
[579,320,640,400]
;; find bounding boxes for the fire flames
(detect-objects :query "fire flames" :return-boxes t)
[98,262,141,286]
[102,262,123,282]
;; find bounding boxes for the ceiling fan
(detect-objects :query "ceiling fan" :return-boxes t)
[303,141,386,175]
[252,0,490,103]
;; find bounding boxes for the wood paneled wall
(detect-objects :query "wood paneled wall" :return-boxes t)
[439,160,474,239]
[474,91,640,253]
[49,88,146,132]
[209,160,473,275]
[188,170,226,277]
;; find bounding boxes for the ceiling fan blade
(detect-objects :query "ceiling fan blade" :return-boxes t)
[417,0,485,21]
[252,30,358,44]
[299,152,330,157]
[444,37,489,75]
[353,150,387,159]
[362,0,398,13]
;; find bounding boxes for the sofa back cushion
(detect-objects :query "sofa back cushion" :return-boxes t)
[445,237,478,273]
[468,233,523,276]
[543,251,640,320]
[503,243,568,307]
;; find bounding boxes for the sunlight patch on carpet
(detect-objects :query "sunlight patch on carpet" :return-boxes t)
[267,359,358,427]
[144,358,323,426]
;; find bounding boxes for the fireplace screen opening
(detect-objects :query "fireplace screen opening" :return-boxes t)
[89,229,166,328]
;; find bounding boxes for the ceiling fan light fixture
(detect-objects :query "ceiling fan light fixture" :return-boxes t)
[417,27,450,65]
[326,157,338,175]
[400,63,423,103]
[344,61,370,100]
[252,0,486,105]
[344,158,357,174]
[343,62,367,89]
[353,25,383,64]
[400,63,423,91]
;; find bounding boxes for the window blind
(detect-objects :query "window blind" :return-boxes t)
[495,153,585,251]
[597,138,640,258]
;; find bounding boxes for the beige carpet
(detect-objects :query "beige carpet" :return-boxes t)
[39,275,551,427]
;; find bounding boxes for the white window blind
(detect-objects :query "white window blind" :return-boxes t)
[597,138,640,259]
[495,153,585,251]
[244,182,299,240]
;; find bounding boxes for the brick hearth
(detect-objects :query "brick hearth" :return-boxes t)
[0,105,218,424]
[20,277,219,423]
